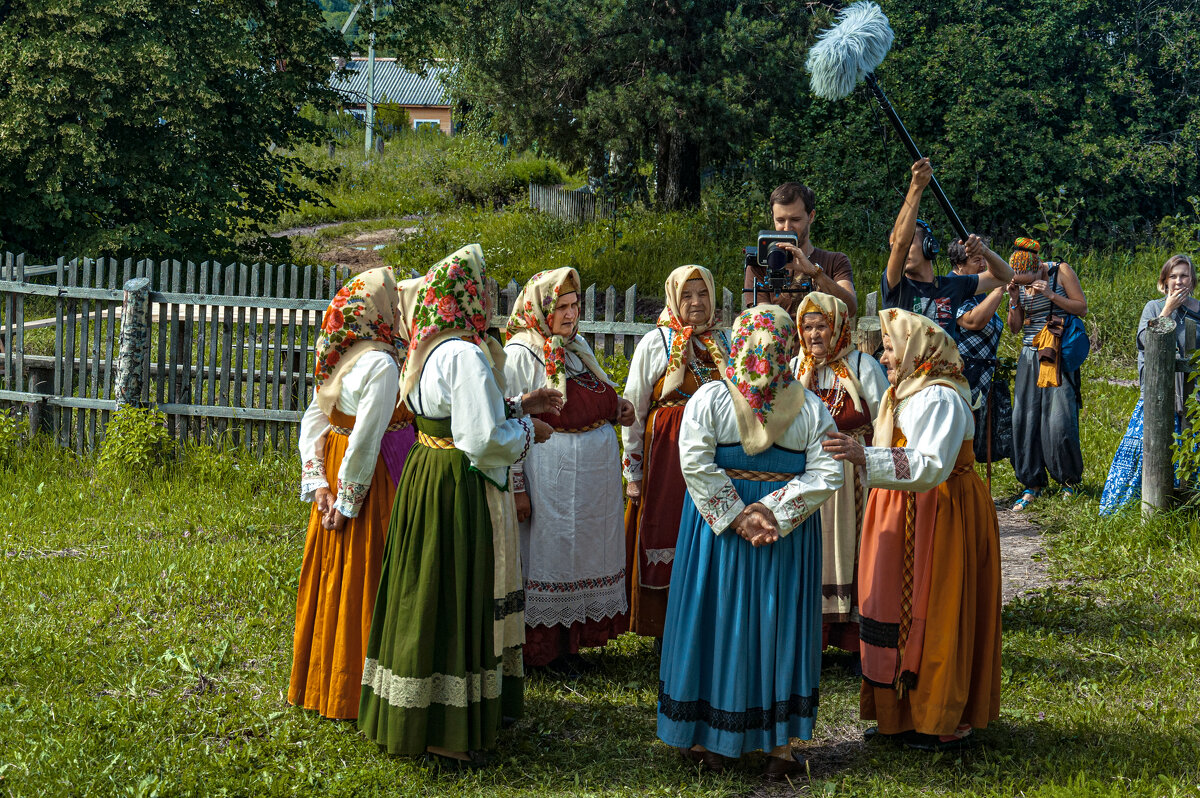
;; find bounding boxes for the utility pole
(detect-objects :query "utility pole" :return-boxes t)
[339,1,377,158]
[364,2,376,157]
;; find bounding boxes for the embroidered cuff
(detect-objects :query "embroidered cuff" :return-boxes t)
[299,458,327,502]
[700,482,744,535]
[333,478,370,518]
[512,468,526,492]
[760,488,808,537]
[622,452,643,482]
[504,395,524,419]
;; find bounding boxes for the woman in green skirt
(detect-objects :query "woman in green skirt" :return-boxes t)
[358,244,557,765]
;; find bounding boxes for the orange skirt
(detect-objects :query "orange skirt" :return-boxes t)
[287,427,395,720]
[858,443,1002,736]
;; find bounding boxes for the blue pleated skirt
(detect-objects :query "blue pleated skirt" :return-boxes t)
[656,443,822,758]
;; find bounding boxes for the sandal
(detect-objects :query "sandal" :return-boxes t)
[1061,485,1078,499]
[1011,489,1039,512]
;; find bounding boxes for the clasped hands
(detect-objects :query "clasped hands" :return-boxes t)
[314,487,347,532]
[732,502,780,547]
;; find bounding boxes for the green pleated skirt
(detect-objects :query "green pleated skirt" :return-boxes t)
[358,416,523,755]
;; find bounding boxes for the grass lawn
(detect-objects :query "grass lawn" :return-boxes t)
[1,364,1199,796]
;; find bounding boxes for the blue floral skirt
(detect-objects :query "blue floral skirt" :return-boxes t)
[1099,398,1182,515]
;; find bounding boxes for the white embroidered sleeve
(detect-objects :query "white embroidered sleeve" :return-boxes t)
[502,344,545,491]
[621,331,667,482]
[298,399,330,502]
[332,356,400,518]
[451,346,531,472]
[758,397,843,536]
[678,384,744,534]
[865,387,971,491]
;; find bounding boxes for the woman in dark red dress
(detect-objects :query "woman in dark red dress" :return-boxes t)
[621,265,729,639]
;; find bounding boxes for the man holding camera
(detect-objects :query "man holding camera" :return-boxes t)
[882,158,1014,338]
[743,182,857,317]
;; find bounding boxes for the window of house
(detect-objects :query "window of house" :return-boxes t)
[413,119,441,132]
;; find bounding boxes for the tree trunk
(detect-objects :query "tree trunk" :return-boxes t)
[657,128,701,210]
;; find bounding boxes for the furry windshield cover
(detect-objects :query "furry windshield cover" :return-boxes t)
[806,1,895,101]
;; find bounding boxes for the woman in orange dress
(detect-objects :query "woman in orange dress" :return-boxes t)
[289,267,419,719]
[823,308,1001,751]
[622,265,729,640]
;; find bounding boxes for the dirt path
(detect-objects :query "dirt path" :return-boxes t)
[996,500,1052,603]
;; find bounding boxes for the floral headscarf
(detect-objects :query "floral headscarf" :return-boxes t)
[314,267,402,416]
[657,265,729,396]
[723,305,808,455]
[795,292,866,413]
[398,244,500,402]
[874,308,974,443]
[504,266,611,406]
[395,276,424,355]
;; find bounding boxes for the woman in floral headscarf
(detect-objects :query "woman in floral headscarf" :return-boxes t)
[791,292,889,656]
[622,265,729,640]
[503,266,637,673]
[290,267,418,720]
[357,245,557,767]
[823,308,1001,752]
[657,306,842,780]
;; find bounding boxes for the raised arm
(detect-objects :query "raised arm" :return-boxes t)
[973,235,1016,293]
[957,287,1006,332]
[886,158,932,290]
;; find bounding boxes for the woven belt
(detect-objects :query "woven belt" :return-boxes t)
[330,418,411,437]
[554,419,609,434]
[725,467,794,482]
[417,431,457,450]
[843,424,873,439]
[651,399,687,409]
[949,460,976,478]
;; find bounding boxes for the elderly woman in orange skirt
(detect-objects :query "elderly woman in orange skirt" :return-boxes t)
[823,308,1001,751]
[622,265,729,640]
[290,267,420,720]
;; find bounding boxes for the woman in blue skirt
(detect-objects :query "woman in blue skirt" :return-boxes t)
[657,305,843,780]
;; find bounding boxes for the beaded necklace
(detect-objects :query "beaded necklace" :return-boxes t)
[570,369,608,394]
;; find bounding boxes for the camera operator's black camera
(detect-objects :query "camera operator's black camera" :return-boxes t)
[744,231,808,304]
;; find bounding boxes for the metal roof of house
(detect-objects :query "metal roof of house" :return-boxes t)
[332,59,452,108]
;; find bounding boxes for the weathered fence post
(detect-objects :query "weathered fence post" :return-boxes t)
[855,290,882,356]
[1142,315,1178,518]
[25,366,54,434]
[113,278,152,409]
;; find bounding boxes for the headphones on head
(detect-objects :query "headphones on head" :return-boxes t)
[915,219,940,262]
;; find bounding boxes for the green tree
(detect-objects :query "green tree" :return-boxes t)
[0,0,348,258]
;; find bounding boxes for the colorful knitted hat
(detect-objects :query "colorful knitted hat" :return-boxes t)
[1009,237,1042,273]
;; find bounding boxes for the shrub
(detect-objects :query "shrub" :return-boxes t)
[98,406,173,477]
[505,154,567,189]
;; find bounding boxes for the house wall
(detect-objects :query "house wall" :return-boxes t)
[403,106,452,135]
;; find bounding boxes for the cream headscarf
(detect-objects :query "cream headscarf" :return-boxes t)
[723,305,808,455]
[795,292,866,413]
[504,266,612,405]
[657,265,729,396]
[874,308,974,443]
[314,267,402,416]
[398,244,504,403]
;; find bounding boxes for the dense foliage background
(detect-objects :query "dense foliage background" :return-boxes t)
[0,0,346,259]
[369,0,1200,246]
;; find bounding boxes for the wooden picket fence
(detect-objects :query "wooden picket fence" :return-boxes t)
[528,183,614,223]
[0,254,349,453]
[0,252,741,452]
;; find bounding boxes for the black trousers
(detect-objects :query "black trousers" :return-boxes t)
[1012,347,1084,489]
